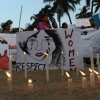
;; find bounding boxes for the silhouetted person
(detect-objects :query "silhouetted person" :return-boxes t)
[81,18,96,29]
[1,20,13,33]
[52,22,58,29]
[62,22,68,29]
[89,19,95,28]
[37,15,51,30]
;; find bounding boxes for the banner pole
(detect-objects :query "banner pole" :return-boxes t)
[19,5,23,32]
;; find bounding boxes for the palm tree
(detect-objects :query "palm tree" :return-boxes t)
[76,6,90,18]
[86,0,91,6]
[57,8,64,27]
[93,0,100,13]
[43,0,54,5]
[43,0,81,26]
[85,0,95,16]
[25,5,55,31]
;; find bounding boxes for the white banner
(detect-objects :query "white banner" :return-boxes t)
[16,29,83,71]
[81,29,100,58]
[75,18,90,27]
[0,34,16,61]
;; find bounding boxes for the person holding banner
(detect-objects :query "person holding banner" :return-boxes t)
[81,18,97,29]
[61,22,68,29]
[37,15,51,30]
[52,22,58,29]
[19,30,63,68]
[89,19,96,28]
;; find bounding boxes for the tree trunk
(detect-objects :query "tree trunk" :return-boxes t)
[91,0,94,16]
[57,11,61,27]
[58,17,61,28]
[67,11,72,24]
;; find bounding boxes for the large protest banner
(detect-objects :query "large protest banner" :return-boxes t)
[16,29,83,71]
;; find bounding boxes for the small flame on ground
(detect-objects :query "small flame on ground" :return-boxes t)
[6,72,11,78]
[28,79,32,84]
[79,70,86,76]
[66,72,70,78]
[89,68,93,73]
[94,70,99,75]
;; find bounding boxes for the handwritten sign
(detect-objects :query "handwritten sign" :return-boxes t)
[16,29,83,71]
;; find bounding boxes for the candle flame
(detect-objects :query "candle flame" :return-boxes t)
[77,52,79,55]
[28,79,32,84]
[79,70,86,76]
[94,70,99,75]
[24,52,26,55]
[89,68,93,73]
[97,53,99,56]
[62,51,63,54]
[45,52,48,56]
[6,72,11,78]
[90,47,92,50]
[10,55,12,58]
[66,72,70,78]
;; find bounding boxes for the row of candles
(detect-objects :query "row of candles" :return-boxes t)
[5,68,100,93]
[66,69,100,93]
[6,72,33,92]
[22,48,100,81]
[7,47,100,93]
[43,47,100,82]
[8,48,100,77]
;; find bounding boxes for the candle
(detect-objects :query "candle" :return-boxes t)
[66,72,73,93]
[28,79,33,92]
[61,51,64,76]
[94,70,100,83]
[76,52,79,76]
[79,70,87,89]
[45,53,49,81]
[6,72,12,92]
[90,47,94,70]
[97,53,100,74]
[89,68,95,88]
[9,55,12,75]
[34,28,37,31]
[24,52,27,79]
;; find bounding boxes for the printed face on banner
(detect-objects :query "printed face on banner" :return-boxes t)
[27,31,56,61]
[18,30,63,67]
[0,37,9,70]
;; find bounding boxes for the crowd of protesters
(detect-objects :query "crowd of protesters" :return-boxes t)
[0,15,69,33]
[0,14,97,33]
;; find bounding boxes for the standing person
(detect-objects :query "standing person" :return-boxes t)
[89,18,96,28]
[62,22,68,29]
[1,20,13,33]
[37,15,51,30]
[52,22,58,29]
[81,18,96,29]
